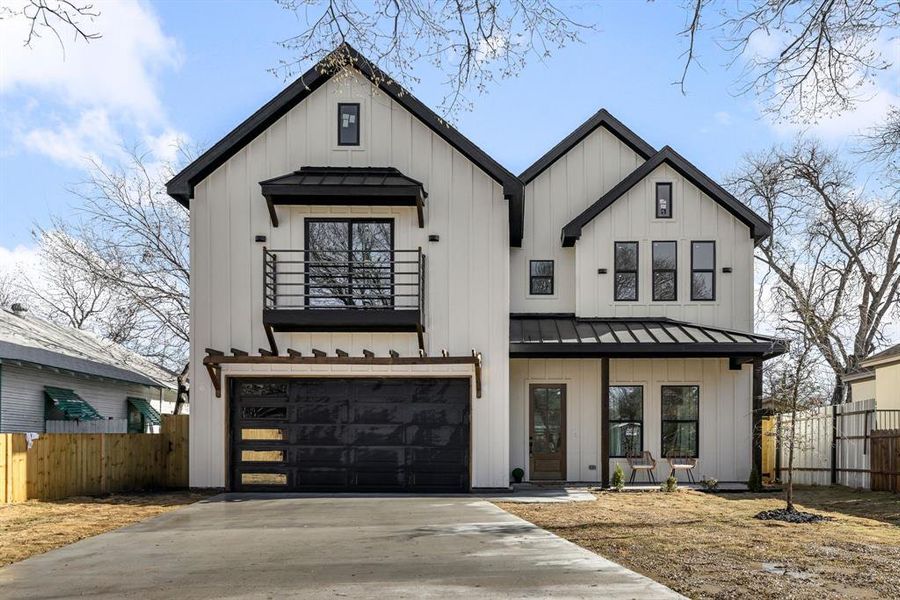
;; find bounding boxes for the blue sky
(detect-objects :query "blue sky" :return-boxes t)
[1,0,895,264]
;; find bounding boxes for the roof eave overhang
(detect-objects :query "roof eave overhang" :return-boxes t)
[560,147,772,248]
[510,342,787,361]
[166,43,525,247]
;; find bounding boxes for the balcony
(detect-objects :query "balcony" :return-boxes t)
[262,248,425,335]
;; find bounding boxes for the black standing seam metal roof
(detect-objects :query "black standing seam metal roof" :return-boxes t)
[509,315,788,360]
[519,108,657,183]
[166,43,525,246]
[259,166,428,202]
[561,146,772,247]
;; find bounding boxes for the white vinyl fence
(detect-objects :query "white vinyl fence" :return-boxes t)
[777,399,900,489]
[45,419,128,433]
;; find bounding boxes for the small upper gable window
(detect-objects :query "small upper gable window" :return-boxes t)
[656,182,673,219]
[338,103,360,146]
[529,260,554,295]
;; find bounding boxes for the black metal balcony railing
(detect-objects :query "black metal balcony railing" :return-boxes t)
[262,248,424,332]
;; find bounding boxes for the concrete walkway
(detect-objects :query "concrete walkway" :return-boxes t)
[0,495,682,599]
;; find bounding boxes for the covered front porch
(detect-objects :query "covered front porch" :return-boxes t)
[508,316,787,486]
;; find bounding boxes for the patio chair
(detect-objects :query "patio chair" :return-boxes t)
[666,455,698,483]
[625,451,657,483]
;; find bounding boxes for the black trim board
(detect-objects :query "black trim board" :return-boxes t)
[166,44,525,246]
[561,146,772,247]
[263,308,421,332]
[519,108,656,183]
[510,343,783,359]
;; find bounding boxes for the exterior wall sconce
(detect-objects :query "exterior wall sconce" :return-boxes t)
[255,235,267,243]
[428,234,440,242]
[722,267,733,273]
[597,268,608,274]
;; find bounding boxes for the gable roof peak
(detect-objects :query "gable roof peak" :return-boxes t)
[519,107,656,183]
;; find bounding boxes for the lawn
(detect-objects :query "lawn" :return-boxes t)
[498,486,900,600]
[0,491,207,567]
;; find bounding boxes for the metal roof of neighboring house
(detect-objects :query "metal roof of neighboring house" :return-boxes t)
[45,386,102,421]
[128,397,161,426]
[510,315,787,360]
[860,343,900,368]
[0,307,177,389]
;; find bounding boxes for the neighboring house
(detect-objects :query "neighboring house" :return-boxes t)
[844,344,900,409]
[168,44,786,492]
[0,305,184,433]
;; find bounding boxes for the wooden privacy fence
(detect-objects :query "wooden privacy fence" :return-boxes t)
[871,430,900,493]
[0,414,188,503]
[773,399,900,490]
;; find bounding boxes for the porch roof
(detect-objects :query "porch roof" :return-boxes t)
[509,315,787,361]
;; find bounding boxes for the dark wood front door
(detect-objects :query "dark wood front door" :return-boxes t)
[529,384,566,480]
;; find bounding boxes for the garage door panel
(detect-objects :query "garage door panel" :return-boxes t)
[231,378,470,492]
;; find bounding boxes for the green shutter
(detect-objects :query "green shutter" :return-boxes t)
[44,387,103,421]
[127,397,161,426]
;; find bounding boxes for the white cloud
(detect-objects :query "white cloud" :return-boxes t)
[0,244,41,282]
[0,0,186,167]
[770,84,899,141]
[714,111,732,126]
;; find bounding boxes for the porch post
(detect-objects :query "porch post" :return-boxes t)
[752,358,763,479]
[601,357,610,488]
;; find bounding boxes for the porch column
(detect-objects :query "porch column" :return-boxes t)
[601,357,610,488]
[752,358,763,478]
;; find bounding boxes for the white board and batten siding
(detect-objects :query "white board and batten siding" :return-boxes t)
[0,363,164,433]
[510,127,644,314]
[575,163,755,330]
[190,71,511,488]
[510,357,753,483]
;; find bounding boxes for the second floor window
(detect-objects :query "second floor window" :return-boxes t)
[652,241,677,301]
[529,260,554,295]
[691,241,716,300]
[305,218,393,307]
[338,103,360,146]
[614,242,639,301]
[656,182,673,218]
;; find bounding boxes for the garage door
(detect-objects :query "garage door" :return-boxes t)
[230,378,470,493]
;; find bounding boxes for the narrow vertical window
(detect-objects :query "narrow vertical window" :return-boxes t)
[691,241,716,300]
[656,182,673,218]
[529,260,554,295]
[614,242,639,301]
[609,386,643,458]
[337,103,360,146]
[661,386,699,458]
[652,241,677,301]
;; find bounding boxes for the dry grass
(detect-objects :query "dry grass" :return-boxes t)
[498,486,900,599]
[0,491,207,567]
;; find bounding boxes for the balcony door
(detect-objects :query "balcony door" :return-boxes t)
[305,219,394,308]
[529,384,566,480]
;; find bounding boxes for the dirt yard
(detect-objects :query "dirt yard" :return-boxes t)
[498,486,900,600]
[0,491,207,567]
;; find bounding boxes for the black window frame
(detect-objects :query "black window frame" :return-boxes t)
[661,385,700,459]
[304,217,395,308]
[337,102,361,146]
[690,241,716,301]
[651,241,678,302]
[608,385,644,458]
[614,241,639,301]
[529,260,555,295]
[655,182,673,219]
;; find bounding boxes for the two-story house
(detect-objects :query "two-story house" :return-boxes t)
[167,44,785,492]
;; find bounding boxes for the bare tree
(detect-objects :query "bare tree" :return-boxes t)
[273,0,592,117]
[765,339,826,512]
[1,0,101,51]
[730,139,900,403]
[34,148,190,371]
[0,271,19,308]
[677,0,898,124]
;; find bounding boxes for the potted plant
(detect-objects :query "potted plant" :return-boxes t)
[511,467,525,483]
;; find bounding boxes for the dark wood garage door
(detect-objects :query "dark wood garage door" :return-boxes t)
[230,378,470,493]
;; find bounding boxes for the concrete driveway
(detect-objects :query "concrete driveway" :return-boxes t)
[0,495,681,599]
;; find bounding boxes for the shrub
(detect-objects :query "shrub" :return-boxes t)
[660,475,678,493]
[511,467,525,483]
[612,464,625,491]
[747,465,763,492]
[699,476,719,491]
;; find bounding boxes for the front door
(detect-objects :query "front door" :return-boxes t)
[529,384,566,480]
